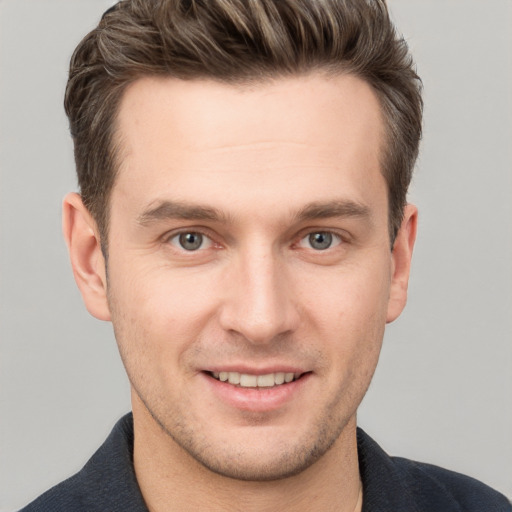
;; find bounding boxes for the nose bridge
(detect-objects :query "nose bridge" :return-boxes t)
[219,241,298,344]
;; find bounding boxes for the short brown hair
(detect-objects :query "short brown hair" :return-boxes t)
[65,0,422,246]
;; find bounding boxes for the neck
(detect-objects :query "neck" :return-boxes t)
[132,400,362,512]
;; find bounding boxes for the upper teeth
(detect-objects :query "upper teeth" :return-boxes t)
[212,371,297,388]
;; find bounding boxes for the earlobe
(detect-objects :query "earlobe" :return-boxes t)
[386,204,418,323]
[62,193,111,321]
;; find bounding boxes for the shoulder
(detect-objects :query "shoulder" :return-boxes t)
[18,472,95,512]
[357,428,511,512]
[392,456,512,512]
[19,414,148,512]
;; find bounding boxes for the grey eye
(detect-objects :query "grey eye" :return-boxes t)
[168,231,214,252]
[178,232,204,251]
[308,232,333,250]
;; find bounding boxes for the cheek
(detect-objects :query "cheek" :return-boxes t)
[109,256,220,322]
[106,262,221,375]
[295,257,390,379]
[296,255,392,329]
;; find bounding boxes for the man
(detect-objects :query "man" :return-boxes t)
[20,0,511,511]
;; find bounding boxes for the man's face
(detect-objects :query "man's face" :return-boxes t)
[88,74,413,480]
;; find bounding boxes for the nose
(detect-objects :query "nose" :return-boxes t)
[218,246,300,345]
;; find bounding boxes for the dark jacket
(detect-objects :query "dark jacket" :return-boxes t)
[20,414,511,511]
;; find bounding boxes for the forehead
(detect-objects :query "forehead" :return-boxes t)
[117,73,383,155]
[112,73,387,223]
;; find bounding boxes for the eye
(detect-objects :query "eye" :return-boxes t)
[169,232,212,251]
[298,231,342,251]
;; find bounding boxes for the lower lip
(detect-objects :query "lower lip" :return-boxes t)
[201,372,311,413]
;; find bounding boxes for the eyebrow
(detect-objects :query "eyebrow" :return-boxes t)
[137,199,371,226]
[137,201,230,225]
[294,200,371,223]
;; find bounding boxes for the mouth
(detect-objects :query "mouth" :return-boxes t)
[207,371,305,388]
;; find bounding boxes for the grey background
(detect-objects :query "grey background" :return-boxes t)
[1,0,511,510]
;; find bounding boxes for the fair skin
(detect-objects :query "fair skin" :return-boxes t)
[63,73,417,512]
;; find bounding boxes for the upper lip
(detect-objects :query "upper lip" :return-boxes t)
[202,365,308,376]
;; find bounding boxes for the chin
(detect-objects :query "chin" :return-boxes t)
[185,442,329,482]
[163,415,348,482]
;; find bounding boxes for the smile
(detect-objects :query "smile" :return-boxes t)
[209,371,303,388]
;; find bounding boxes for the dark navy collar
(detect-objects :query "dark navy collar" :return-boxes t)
[22,413,511,512]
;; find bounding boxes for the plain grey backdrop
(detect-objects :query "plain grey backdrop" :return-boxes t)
[1,0,511,510]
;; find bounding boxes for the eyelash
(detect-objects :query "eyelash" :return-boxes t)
[164,228,346,253]
[166,230,216,252]
[296,231,343,251]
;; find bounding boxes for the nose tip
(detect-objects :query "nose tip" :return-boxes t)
[218,253,299,345]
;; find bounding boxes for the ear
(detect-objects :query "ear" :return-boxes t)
[62,193,111,321]
[386,204,418,323]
